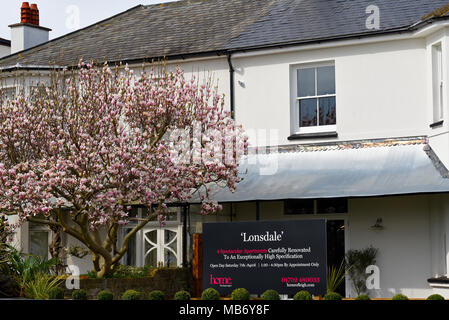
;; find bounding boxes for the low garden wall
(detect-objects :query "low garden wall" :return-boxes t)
[68,268,192,299]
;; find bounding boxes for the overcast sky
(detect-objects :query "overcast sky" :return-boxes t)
[0,0,177,40]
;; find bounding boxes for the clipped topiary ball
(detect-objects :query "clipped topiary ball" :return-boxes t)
[121,289,141,300]
[201,288,220,300]
[48,287,65,300]
[72,289,88,300]
[392,294,408,300]
[148,290,165,300]
[174,290,191,301]
[323,292,343,300]
[261,289,280,300]
[355,294,371,301]
[231,288,250,300]
[293,290,312,300]
[97,290,114,300]
[427,294,444,300]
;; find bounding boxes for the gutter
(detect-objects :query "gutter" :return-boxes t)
[226,53,235,120]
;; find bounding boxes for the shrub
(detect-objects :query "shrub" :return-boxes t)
[346,246,378,295]
[355,294,370,300]
[25,274,63,299]
[293,290,312,300]
[261,289,280,300]
[48,287,65,299]
[148,290,165,300]
[174,290,191,301]
[427,294,444,300]
[231,288,250,300]
[392,294,408,300]
[72,289,88,300]
[121,289,141,300]
[201,288,220,300]
[323,292,343,300]
[97,290,114,300]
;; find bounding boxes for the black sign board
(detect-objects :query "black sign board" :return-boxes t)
[202,219,327,295]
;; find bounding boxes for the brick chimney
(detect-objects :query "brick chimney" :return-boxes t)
[9,2,51,54]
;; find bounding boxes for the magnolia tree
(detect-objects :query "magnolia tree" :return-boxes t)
[0,62,247,277]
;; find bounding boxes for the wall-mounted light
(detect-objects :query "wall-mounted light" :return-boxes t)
[370,218,384,230]
[237,80,246,88]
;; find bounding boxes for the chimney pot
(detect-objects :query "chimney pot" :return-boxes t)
[20,2,31,24]
[30,4,39,26]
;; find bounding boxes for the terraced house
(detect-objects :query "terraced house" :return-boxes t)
[3,0,449,299]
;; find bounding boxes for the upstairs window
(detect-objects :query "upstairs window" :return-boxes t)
[432,43,444,123]
[295,63,336,133]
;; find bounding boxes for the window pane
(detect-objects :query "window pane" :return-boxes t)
[124,230,136,266]
[284,199,314,215]
[297,68,315,97]
[317,198,348,214]
[299,98,317,127]
[317,66,335,95]
[319,96,336,126]
[164,248,178,267]
[30,231,48,260]
[144,230,158,267]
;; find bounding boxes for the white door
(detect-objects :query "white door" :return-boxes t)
[142,226,182,268]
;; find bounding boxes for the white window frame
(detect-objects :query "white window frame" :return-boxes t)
[292,61,337,134]
[120,206,183,267]
[432,42,444,122]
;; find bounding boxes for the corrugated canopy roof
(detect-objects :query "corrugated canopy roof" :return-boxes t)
[193,138,449,203]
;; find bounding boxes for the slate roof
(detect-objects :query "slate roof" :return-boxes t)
[0,38,10,46]
[1,0,449,68]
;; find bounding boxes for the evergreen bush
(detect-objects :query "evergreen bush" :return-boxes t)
[97,290,114,300]
[231,288,250,300]
[323,292,342,300]
[261,289,280,300]
[174,290,191,300]
[48,287,65,299]
[391,294,408,300]
[293,290,312,300]
[147,290,165,300]
[201,288,220,300]
[72,289,88,300]
[121,289,141,300]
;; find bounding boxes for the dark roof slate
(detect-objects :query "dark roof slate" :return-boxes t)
[1,0,449,68]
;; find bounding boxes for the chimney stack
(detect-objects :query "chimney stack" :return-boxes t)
[30,4,40,26]
[20,3,40,26]
[20,2,31,24]
[9,2,51,54]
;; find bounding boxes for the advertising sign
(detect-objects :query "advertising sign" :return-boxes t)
[203,219,327,295]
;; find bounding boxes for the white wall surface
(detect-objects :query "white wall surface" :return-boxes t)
[233,38,430,147]
[0,44,10,58]
[348,195,434,298]
[10,25,49,54]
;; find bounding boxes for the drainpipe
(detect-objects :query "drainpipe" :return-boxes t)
[227,53,235,120]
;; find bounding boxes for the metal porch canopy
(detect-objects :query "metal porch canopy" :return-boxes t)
[193,139,449,203]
